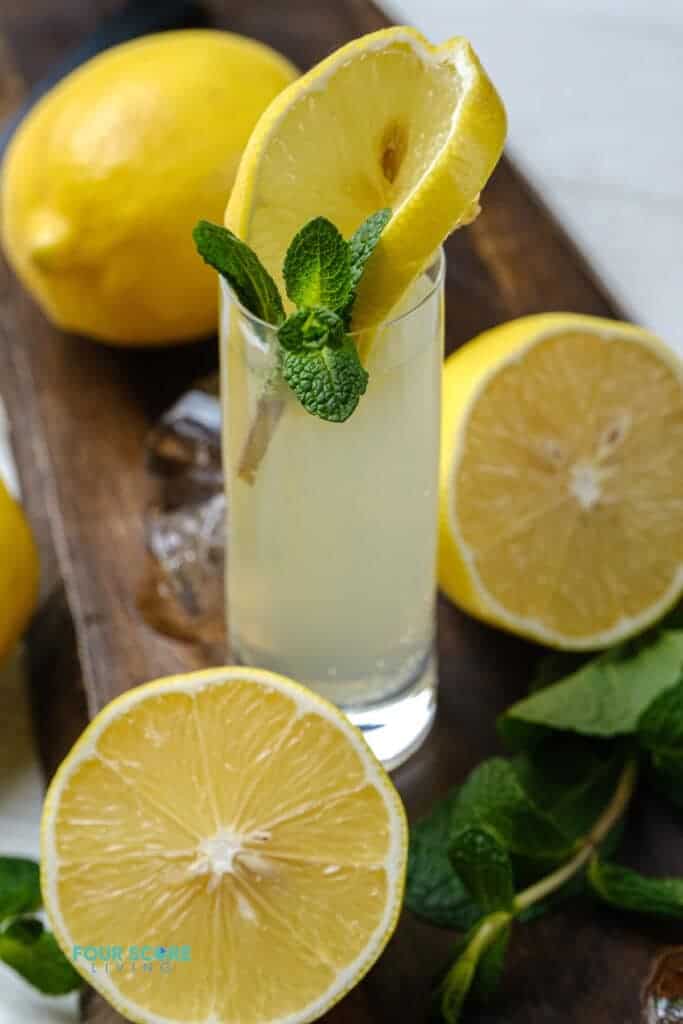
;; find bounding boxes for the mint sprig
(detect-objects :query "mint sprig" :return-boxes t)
[413,757,638,1023]
[193,209,391,436]
[0,856,82,996]
[408,605,683,1022]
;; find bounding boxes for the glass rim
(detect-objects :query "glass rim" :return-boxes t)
[219,246,445,335]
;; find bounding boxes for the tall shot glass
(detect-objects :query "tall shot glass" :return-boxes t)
[220,250,444,768]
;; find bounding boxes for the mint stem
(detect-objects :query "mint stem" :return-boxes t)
[237,393,285,485]
[458,911,512,961]
[513,757,638,913]
[440,911,512,1022]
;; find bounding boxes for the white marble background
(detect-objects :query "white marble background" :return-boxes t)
[1,0,681,1019]
[391,0,683,355]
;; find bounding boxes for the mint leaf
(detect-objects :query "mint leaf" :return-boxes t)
[348,208,391,290]
[511,738,625,843]
[406,789,482,930]
[499,630,683,749]
[0,920,82,994]
[282,336,368,423]
[283,217,352,312]
[638,678,683,809]
[193,220,284,325]
[449,826,514,913]
[588,857,683,919]
[278,307,344,352]
[0,858,41,921]
[344,208,391,323]
[2,918,43,943]
[638,676,683,757]
[451,758,572,863]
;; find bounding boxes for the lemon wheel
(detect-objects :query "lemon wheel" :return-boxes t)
[226,26,506,329]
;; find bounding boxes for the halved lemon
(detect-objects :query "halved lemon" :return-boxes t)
[226,26,506,329]
[41,667,407,1024]
[439,313,683,649]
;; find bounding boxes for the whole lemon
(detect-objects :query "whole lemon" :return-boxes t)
[0,476,39,663]
[0,30,297,345]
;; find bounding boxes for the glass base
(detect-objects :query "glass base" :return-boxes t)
[231,639,438,772]
[342,650,437,771]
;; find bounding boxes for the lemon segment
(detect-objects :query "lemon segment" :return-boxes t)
[41,667,407,1024]
[1,30,297,345]
[226,26,506,330]
[439,314,683,649]
[0,476,39,663]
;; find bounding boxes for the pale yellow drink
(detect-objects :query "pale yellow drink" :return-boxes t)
[220,253,443,767]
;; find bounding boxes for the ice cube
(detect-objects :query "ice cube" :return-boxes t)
[138,381,227,647]
[146,384,222,498]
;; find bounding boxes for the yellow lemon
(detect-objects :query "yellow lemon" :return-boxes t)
[1,30,297,345]
[41,666,407,1024]
[0,476,39,663]
[439,313,683,649]
[226,26,506,329]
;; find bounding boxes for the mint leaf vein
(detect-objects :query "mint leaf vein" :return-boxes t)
[283,216,352,312]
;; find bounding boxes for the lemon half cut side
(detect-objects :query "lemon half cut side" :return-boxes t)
[439,314,683,650]
[41,667,408,1024]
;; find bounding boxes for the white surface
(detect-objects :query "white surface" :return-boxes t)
[0,404,79,1021]
[0,1,681,1019]
[389,0,683,354]
[0,656,79,1023]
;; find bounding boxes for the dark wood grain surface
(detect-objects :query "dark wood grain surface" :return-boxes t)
[1,3,679,1023]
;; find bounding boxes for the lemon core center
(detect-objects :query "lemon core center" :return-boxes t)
[190,827,276,891]
[569,461,603,509]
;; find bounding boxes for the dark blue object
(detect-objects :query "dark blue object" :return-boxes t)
[0,0,208,157]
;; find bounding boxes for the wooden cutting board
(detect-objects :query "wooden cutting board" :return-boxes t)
[1,3,681,1023]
